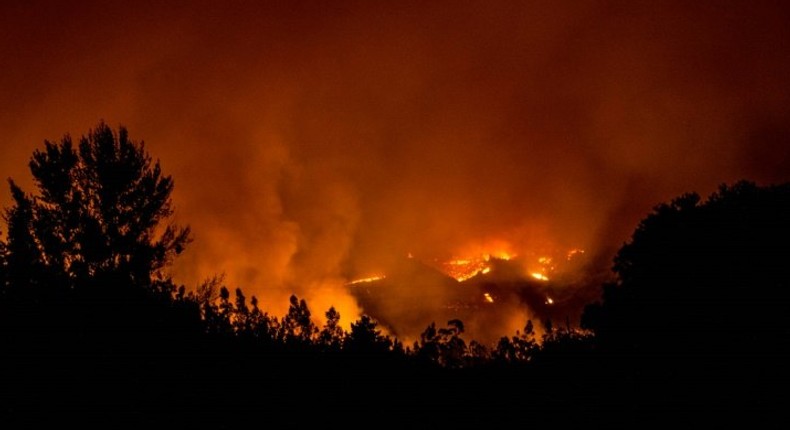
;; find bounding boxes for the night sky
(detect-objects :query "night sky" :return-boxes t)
[3,1,790,334]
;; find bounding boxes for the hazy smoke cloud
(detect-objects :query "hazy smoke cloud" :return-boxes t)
[3,1,790,338]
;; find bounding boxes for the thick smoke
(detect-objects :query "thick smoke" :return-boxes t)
[2,1,790,338]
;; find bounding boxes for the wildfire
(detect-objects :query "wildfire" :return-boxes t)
[483,293,494,303]
[430,241,583,282]
[347,275,386,285]
[545,296,554,305]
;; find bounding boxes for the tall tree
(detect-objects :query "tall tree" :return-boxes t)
[4,122,191,292]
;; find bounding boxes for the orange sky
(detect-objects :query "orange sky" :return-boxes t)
[3,1,790,328]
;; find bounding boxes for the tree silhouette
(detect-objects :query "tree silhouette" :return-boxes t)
[0,122,199,423]
[416,322,441,364]
[582,180,790,411]
[318,306,345,352]
[247,295,276,345]
[465,340,490,366]
[415,319,469,367]
[280,294,318,348]
[346,314,391,355]
[436,319,467,368]
[491,320,539,364]
[4,184,46,294]
[4,121,190,293]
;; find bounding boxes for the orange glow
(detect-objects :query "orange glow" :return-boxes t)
[5,2,786,346]
[545,296,554,305]
[483,293,494,303]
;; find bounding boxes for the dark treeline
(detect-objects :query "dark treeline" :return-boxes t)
[1,123,789,426]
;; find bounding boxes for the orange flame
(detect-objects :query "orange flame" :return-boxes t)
[347,275,386,285]
[438,240,517,281]
[531,272,549,281]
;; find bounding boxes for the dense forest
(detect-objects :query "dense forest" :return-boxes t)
[2,123,789,426]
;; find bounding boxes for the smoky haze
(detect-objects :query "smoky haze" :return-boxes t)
[3,1,790,338]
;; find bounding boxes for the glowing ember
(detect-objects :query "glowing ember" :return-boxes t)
[566,248,585,260]
[481,267,491,274]
[483,293,494,303]
[348,275,386,285]
[536,255,556,274]
[531,272,549,281]
[545,296,554,305]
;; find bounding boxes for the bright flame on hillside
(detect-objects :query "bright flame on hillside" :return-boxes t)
[348,275,386,285]
[483,251,515,261]
[531,272,549,281]
[425,241,583,282]
[439,251,513,282]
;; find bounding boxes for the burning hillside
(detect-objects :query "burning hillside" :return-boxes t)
[346,243,601,344]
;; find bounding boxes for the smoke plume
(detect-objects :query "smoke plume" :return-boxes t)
[3,1,790,339]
